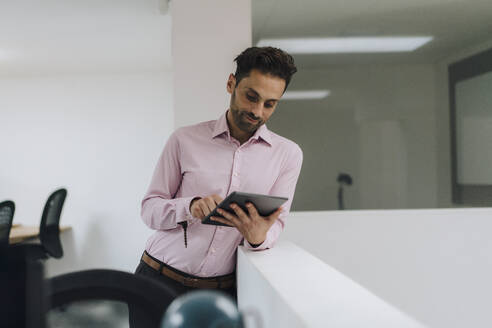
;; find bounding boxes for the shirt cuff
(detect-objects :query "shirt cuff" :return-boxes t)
[243,218,284,251]
[177,196,200,224]
[244,238,269,251]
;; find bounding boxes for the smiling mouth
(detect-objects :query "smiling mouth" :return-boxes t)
[245,115,259,123]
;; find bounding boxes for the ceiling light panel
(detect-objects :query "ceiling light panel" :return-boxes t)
[257,37,433,54]
[282,90,331,100]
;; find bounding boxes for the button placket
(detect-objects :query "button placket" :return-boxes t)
[230,148,242,191]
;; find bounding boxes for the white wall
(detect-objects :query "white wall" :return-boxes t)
[2,0,253,277]
[0,73,174,275]
[282,209,492,328]
[172,0,252,128]
[268,64,437,210]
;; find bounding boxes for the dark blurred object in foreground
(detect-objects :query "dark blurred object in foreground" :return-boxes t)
[0,249,47,328]
[161,290,244,328]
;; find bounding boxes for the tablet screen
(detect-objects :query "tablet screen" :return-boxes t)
[201,191,288,227]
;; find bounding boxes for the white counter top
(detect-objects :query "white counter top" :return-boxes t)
[237,241,425,328]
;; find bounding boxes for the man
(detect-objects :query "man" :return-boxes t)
[132,47,303,319]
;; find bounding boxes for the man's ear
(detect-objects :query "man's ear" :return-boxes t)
[226,74,236,94]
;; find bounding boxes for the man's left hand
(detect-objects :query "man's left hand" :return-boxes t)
[210,202,281,246]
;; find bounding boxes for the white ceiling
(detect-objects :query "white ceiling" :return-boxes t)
[253,0,492,67]
[2,0,491,75]
[0,0,171,76]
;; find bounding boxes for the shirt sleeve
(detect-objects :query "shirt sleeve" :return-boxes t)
[244,144,303,251]
[141,130,197,230]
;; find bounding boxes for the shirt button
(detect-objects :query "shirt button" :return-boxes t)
[211,248,216,253]
[233,172,238,177]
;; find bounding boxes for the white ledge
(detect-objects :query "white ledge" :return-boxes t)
[237,241,425,328]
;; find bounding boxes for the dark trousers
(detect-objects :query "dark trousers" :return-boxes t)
[129,259,236,328]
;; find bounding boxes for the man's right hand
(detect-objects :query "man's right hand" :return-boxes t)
[190,194,223,220]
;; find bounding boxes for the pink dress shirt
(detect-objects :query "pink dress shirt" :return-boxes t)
[141,111,303,277]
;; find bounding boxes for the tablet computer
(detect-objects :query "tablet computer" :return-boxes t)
[201,191,288,227]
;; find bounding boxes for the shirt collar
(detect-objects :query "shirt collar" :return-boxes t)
[212,111,273,147]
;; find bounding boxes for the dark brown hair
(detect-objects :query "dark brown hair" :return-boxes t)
[233,47,297,91]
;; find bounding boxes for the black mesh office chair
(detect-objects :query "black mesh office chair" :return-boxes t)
[10,188,67,261]
[39,188,67,259]
[0,200,15,249]
[47,269,177,328]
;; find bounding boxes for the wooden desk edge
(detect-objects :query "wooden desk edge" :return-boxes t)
[9,225,72,244]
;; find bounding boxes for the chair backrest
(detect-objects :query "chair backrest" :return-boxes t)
[0,200,15,249]
[39,188,67,259]
[47,269,177,327]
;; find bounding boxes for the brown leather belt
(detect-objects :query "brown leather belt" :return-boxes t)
[141,252,235,289]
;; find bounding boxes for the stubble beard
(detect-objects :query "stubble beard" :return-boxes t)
[230,90,264,134]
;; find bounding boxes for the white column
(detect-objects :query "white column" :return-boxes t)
[358,120,407,208]
[171,0,252,128]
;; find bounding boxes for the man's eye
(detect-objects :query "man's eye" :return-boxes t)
[265,102,274,108]
[246,94,258,102]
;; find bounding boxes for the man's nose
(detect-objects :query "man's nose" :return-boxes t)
[250,103,263,118]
